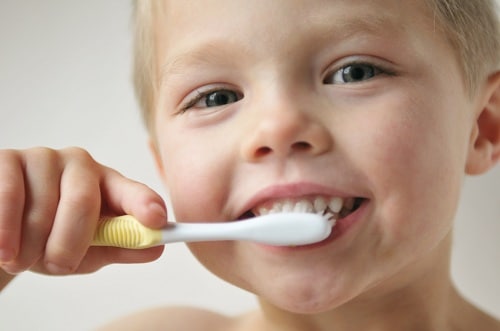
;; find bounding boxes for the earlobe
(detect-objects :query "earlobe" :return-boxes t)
[466,71,500,175]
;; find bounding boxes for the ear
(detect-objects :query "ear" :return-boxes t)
[148,138,168,185]
[466,71,500,175]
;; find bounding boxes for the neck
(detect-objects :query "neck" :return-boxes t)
[255,233,491,331]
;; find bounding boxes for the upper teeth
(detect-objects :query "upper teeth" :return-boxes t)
[253,196,352,220]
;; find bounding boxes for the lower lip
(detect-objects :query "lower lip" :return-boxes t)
[253,200,369,253]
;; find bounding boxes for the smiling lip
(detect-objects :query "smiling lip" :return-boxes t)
[236,182,369,251]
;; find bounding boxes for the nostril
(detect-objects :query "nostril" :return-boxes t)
[255,146,273,158]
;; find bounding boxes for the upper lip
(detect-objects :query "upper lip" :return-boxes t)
[236,182,363,219]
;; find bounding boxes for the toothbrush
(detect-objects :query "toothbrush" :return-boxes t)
[91,213,333,249]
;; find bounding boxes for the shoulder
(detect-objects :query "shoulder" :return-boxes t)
[96,306,239,331]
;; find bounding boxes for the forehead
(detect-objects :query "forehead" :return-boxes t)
[155,0,432,53]
[156,0,433,40]
[154,0,440,76]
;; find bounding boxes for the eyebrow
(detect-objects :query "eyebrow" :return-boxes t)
[160,41,243,84]
[334,13,401,39]
[159,12,402,85]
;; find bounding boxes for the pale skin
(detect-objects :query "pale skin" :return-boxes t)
[1,0,500,330]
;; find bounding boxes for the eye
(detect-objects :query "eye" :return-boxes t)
[324,63,384,84]
[205,90,240,107]
[182,88,243,111]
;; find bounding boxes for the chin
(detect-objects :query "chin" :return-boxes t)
[253,270,359,314]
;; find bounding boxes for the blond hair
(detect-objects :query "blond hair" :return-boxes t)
[133,0,500,132]
[132,0,158,132]
[425,0,500,90]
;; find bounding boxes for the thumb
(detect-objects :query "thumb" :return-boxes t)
[100,167,168,229]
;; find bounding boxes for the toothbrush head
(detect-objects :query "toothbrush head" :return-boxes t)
[244,212,333,246]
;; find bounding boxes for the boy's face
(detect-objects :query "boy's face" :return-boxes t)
[151,0,483,312]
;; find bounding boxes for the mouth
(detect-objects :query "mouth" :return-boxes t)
[238,196,366,225]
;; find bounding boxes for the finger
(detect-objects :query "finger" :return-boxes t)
[0,150,24,264]
[31,245,164,275]
[100,168,167,229]
[44,149,101,274]
[79,246,164,274]
[13,148,61,272]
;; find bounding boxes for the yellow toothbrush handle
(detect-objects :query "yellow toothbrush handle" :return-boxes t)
[92,215,163,249]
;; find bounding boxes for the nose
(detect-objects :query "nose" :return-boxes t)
[240,97,333,162]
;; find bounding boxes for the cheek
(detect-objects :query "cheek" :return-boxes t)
[157,130,236,221]
[359,92,469,249]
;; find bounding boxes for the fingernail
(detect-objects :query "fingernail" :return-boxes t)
[150,202,167,221]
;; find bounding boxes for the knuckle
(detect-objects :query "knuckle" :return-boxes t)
[129,180,151,197]
[26,146,55,156]
[61,147,93,162]
[24,147,59,165]
[61,147,101,174]
[128,179,159,201]
[0,149,18,161]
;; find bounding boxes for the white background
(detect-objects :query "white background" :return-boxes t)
[0,1,499,330]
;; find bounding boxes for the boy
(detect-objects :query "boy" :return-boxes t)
[1,0,500,330]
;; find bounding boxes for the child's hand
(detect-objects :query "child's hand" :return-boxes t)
[0,147,167,275]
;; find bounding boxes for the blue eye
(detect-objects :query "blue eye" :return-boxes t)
[324,63,383,84]
[182,88,243,111]
[204,90,240,107]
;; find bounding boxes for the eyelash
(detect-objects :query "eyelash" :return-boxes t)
[324,61,396,84]
[180,87,242,112]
